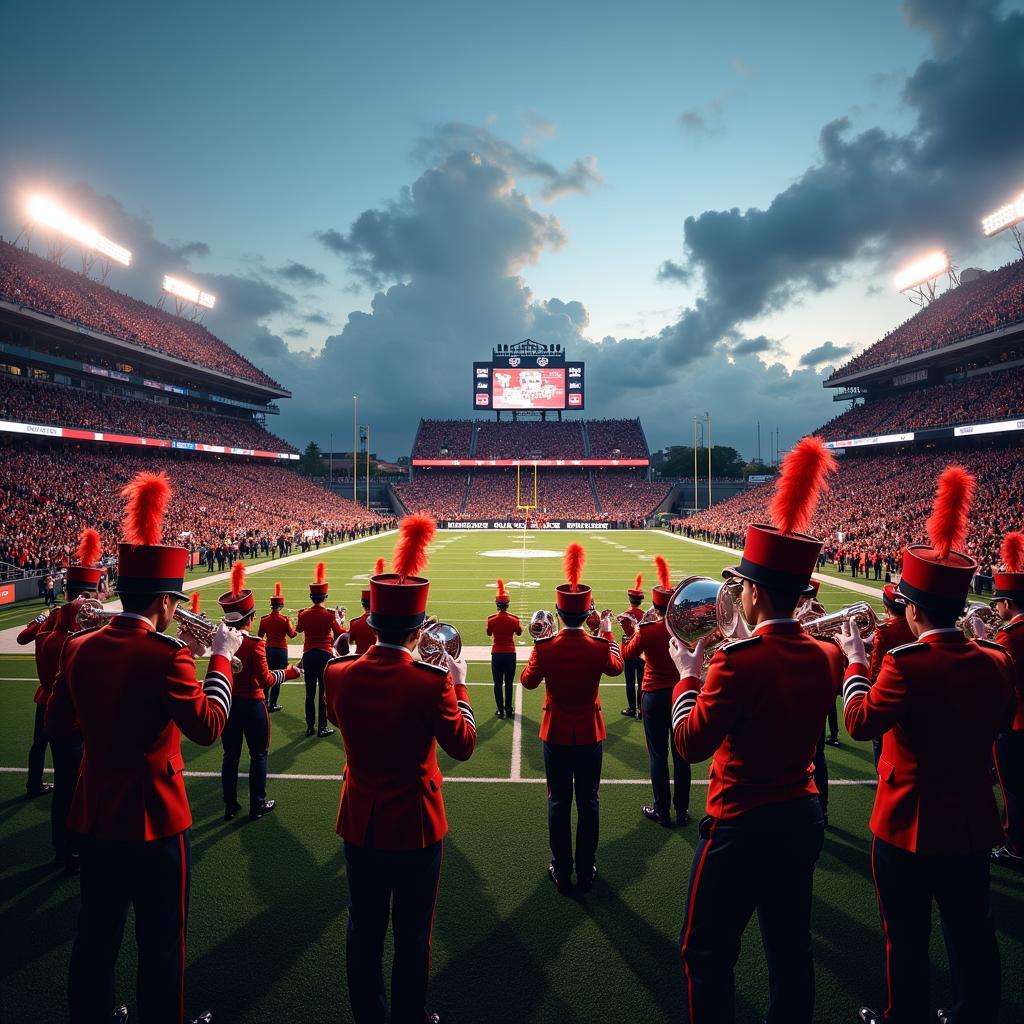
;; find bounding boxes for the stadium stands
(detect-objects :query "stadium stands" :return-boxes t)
[394,471,468,518]
[594,471,671,519]
[585,419,648,458]
[0,241,280,388]
[462,470,596,519]
[474,420,585,459]
[411,420,475,459]
[0,374,296,452]
[828,258,1024,380]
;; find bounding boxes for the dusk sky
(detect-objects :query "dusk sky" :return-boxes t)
[4,0,1024,459]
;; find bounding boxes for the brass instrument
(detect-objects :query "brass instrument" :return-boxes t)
[335,605,347,627]
[529,609,556,640]
[173,605,244,672]
[417,618,462,667]
[75,597,118,629]
[639,605,662,625]
[615,611,637,629]
[958,601,998,640]
[663,576,748,665]
[799,602,878,641]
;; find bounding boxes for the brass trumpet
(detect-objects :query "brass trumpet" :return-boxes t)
[417,617,462,667]
[958,601,998,640]
[799,602,879,640]
[335,605,347,627]
[639,605,662,625]
[75,597,118,630]
[529,609,556,639]
[173,605,244,672]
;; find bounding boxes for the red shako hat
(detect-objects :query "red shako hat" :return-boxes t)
[66,528,103,592]
[897,465,977,616]
[882,582,905,615]
[116,472,188,600]
[219,561,255,622]
[724,436,836,596]
[310,562,329,599]
[556,543,591,614]
[496,579,510,607]
[271,582,285,608]
[362,559,384,604]
[992,532,1024,602]
[627,574,644,602]
[368,515,435,631]
[652,557,673,609]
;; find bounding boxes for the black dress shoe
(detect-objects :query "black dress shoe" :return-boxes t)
[577,864,598,892]
[642,805,671,826]
[306,726,315,737]
[991,844,1024,870]
[111,1008,129,1024]
[621,707,637,718]
[936,1011,951,1024]
[318,727,335,738]
[188,1013,214,1024]
[548,863,571,894]
[505,707,514,718]
[26,782,54,797]
[224,802,242,822]
[426,1015,442,1024]
[250,799,275,820]
[268,704,283,713]
[825,736,840,747]
[495,709,505,719]
[65,853,81,875]
[676,810,691,826]
[858,1007,883,1024]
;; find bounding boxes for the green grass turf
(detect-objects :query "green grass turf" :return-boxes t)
[1,532,1021,1022]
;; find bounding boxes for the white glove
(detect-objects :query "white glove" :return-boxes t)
[446,651,468,688]
[838,622,867,665]
[599,612,613,633]
[211,622,244,659]
[33,611,48,625]
[668,635,706,679]
[293,660,304,677]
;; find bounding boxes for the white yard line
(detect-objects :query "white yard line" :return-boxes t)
[510,683,524,780]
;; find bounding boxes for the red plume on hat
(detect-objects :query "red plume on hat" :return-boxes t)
[496,579,509,600]
[1001,532,1024,573]
[374,558,386,576]
[564,543,585,591]
[120,471,172,546]
[634,574,643,591]
[925,465,974,560]
[274,582,282,599]
[654,556,671,590]
[190,592,201,614]
[768,436,837,535]
[76,528,102,566]
[315,562,327,585]
[231,561,246,597]
[392,515,436,581]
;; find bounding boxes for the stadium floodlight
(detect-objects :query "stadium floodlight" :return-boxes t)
[981,193,1024,236]
[26,194,132,266]
[162,275,216,310]
[894,250,949,293]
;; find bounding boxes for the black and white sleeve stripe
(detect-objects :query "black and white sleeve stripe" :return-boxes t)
[204,671,232,717]
[270,669,286,687]
[671,689,699,731]
[609,640,621,660]
[457,698,476,731]
[842,675,871,710]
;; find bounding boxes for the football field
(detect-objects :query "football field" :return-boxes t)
[1,530,1021,1022]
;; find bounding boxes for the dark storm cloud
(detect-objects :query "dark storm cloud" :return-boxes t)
[274,261,327,286]
[656,259,692,283]
[729,335,777,357]
[171,240,211,259]
[284,327,308,339]
[799,341,853,367]
[301,312,331,325]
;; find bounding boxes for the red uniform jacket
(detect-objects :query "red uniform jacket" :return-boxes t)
[20,609,56,704]
[487,610,522,654]
[323,645,477,850]
[45,614,233,841]
[869,615,915,682]
[257,610,297,650]
[37,604,80,719]
[296,604,343,653]
[520,628,624,744]
[347,612,376,656]
[995,615,1024,731]
[621,618,677,691]
[672,621,842,819]
[843,631,1016,855]
[232,632,299,700]
[620,606,643,653]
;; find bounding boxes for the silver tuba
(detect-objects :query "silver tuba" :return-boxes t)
[173,605,244,672]
[664,576,748,665]
[529,609,556,640]
[418,618,462,667]
[799,602,878,641]
[958,601,998,640]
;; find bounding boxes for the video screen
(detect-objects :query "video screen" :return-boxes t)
[491,367,566,409]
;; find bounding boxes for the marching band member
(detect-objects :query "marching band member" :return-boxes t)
[803,579,841,746]
[219,564,301,822]
[670,437,843,1023]
[21,600,58,798]
[296,562,342,738]
[323,515,476,1024]
[346,559,384,657]
[487,579,522,719]
[619,575,645,718]
[257,582,297,712]
[992,531,1024,872]
[866,582,914,769]
[45,471,242,1024]
[622,557,693,826]
[521,543,624,893]
[842,467,1016,1024]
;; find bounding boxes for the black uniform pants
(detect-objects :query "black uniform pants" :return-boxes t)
[27,702,51,791]
[343,839,443,1024]
[870,836,1000,1024]
[302,649,331,731]
[70,830,191,1024]
[265,646,288,707]
[51,734,83,859]
[995,730,1024,855]
[812,730,829,815]
[642,689,691,818]
[491,652,516,713]
[679,796,824,1024]
[827,696,838,741]
[624,658,643,713]
[221,697,271,812]
[543,740,602,879]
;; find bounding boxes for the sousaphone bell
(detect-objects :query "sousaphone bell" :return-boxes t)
[663,576,748,666]
[418,617,463,667]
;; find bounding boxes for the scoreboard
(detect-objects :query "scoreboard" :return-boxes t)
[473,341,585,411]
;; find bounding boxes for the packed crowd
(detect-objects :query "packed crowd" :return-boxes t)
[585,418,649,458]
[0,442,389,573]
[0,374,295,452]
[819,365,1024,440]
[462,470,596,519]
[473,420,587,459]
[594,471,671,519]
[0,242,279,388]
[393,471,468,519]
[683,445,1023,582]
[828,258,1024,381]
[411,419,475,459]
